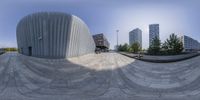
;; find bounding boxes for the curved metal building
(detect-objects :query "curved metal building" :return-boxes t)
[16,12,95,59]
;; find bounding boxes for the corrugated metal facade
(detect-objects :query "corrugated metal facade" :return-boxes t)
[16,12,95,59]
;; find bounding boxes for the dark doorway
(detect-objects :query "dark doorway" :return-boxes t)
[20,48,23,54]
[28,46,32,56]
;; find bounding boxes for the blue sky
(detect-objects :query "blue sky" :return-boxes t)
[0,0,200,49]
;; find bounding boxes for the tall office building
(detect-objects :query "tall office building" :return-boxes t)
[149,24,159,46]
[129,28,142,48]
[181,35,200,52]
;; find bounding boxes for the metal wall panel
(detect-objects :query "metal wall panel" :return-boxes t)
[16,12,95,59]
[66,15,95,58]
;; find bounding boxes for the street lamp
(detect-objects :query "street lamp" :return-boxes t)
[116,30,119,49]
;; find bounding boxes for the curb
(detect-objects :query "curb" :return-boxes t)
[119,52,200,63]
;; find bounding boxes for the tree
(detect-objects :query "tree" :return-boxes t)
[129,42,141,53]
[117,44,123,51]
[162,33,183,55]
[118,43,129,52]
[117,44,122,51]
[122,43,129,51]
[148,36,161,55]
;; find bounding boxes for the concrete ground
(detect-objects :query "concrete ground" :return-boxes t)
[0,52,200,100]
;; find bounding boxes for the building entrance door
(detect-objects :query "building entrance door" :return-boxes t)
[20,48,23,54]
[28,47,32,56]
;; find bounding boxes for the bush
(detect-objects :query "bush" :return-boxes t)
[3,48,18,52]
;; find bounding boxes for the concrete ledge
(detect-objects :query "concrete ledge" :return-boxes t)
[119,52,200,63]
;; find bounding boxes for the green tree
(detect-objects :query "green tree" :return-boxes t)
[117,44,122,51]
[118,43,129,52]
[162,33,183,55]
[129,42,141,53]
[148,36,161,55]
[122,43,129,51]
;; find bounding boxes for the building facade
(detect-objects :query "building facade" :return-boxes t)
[129,28,142,48]
[93,33,110,51]
[181,35,200,52]
[149,24,159,46]
[0,48,5,54]
[16,12,95,59]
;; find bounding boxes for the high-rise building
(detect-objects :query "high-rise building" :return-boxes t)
[149,24,159,46]
[181,35,200,52]
[129,28,142,48]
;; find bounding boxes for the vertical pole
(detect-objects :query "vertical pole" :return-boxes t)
[116,30,119,49]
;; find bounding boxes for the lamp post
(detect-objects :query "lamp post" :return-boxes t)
[116,30,119,50]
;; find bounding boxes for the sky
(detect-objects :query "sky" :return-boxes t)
[0,0,200,49]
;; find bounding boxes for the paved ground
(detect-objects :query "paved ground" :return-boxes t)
[1,52,200,100]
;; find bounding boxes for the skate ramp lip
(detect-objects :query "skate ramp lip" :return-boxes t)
[119,52,200,63]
